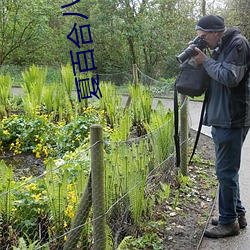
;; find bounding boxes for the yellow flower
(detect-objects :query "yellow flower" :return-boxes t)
[12,207,17,212]
[10,143,14,150]
[32,193,42,201]
[14,149,20,155]
[36,152,41,159]
[3,130,10,135]
[65,205,74,218]
[71,195,76,204]
[42,147,49,157]
[26,183,37,191]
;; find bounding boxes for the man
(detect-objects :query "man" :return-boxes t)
[192,15,250,238]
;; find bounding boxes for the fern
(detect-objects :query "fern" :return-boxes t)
[144,100,174,163]
[43,84,55,114]
[60,63,74,100]
[21,65,47,118]
[0,160,14,221]
[43,159,68,228]
[0,73,12,115]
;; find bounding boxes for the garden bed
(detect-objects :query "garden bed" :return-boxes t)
[161,131,217,250]
[0,129,217,250]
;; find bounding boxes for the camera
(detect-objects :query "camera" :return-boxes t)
[176,36,208,63]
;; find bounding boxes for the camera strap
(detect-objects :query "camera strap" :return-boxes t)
[189,91,208,164]
[174,82,181,168]
[174,85,208,168]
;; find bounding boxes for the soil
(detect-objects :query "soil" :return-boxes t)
[0,152,45,180]
[158,130,217,250]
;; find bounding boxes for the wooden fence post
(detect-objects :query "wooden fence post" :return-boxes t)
[63,175,92,250]
[133,64,138,86]
[91,124,106,250]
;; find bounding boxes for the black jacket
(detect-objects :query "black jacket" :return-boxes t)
[203,26,250,128]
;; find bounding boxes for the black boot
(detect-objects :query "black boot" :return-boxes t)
[211,214,247,229]
[205,222,240,238]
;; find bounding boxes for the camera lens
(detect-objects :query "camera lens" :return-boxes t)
[176,44,198,63]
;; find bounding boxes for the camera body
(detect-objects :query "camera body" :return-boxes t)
[176,36,208,63]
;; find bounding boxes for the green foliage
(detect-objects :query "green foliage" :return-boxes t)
[0,108,103,157]
[105,136,153,228]
[0,161,14,222]
[13,235,45,250]
[0,73,12,116]
[0,1,66,65]
[43,159,69,230]
[129,84,153,128]
[61,63,75,100]
[117,233,163,250]
[0,0,231,80]
[178,173,192,189]
[145,100,175,163]
[158,182,171,203]
[21,65,47,118]
[99,81,123,128]
[43,85,56,113]
[12,176,48,240]
[0,78,179,248]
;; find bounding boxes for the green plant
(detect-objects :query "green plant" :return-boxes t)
[172,190,180,210]
[43,159,69,226]
[0,107,104,158]
[0,115,57,157]
[178,173,191,189]
[129,84,153,128]
[0,72,12,117]
[60,63,74,101]
[13,237,40,250]
[145,100,174,163]
[21,65,47,118]
[0,161,15,222]
[117,233,163,250]
[52,83,72,122]
[105,136,153,236]
[12,177,49,241]
[99,81,123,128]
[43,84,56,114]
[42,157,90,244]
[158,182,171,203]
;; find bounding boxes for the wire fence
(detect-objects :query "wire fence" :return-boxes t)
[0,65,191,249]
[0,123,178,249]
[1,64,175,96]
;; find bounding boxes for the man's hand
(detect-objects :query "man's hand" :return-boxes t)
[192,47,207,64]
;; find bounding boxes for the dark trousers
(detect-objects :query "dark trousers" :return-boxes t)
[211,126,249,225]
